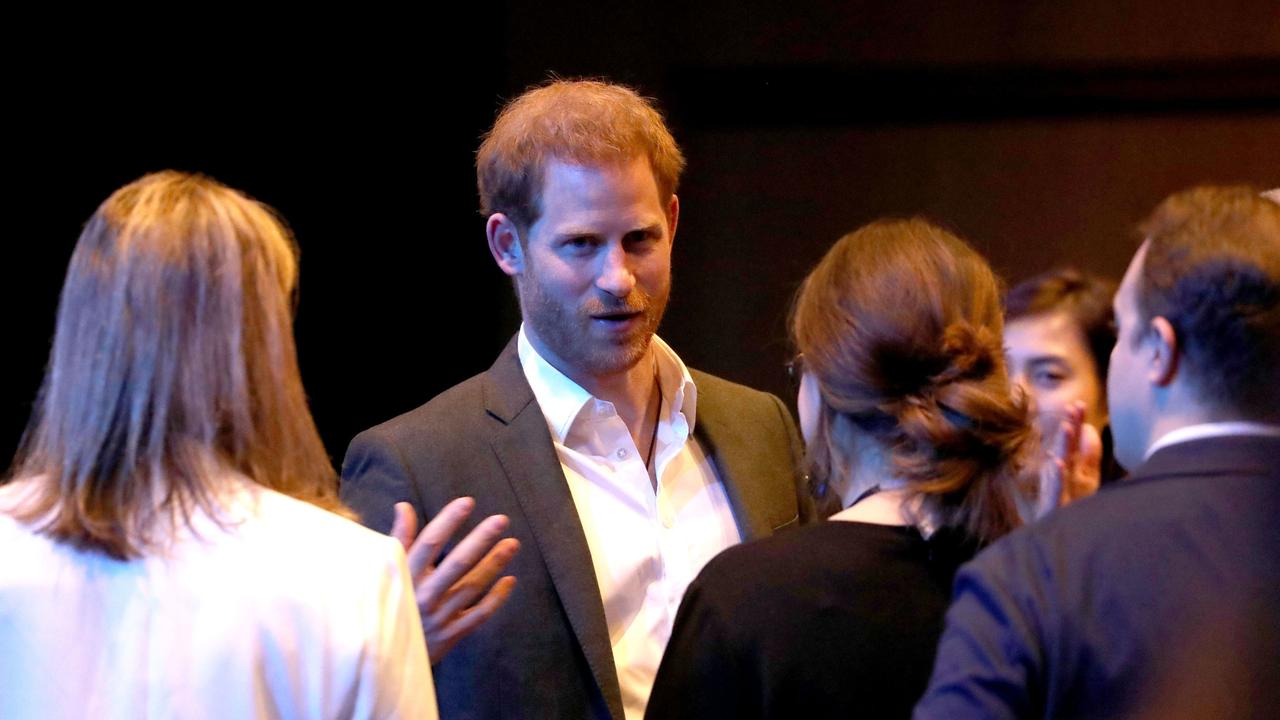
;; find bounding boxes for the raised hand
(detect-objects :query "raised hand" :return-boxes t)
[390,497,520,663]
[1035,401,1103,520]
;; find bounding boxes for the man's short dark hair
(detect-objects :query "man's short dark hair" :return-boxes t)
[1138,185,1280,418]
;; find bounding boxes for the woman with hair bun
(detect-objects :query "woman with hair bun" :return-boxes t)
[645,218,1032,719]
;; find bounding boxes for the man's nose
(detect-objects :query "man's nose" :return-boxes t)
[596,244,636,297]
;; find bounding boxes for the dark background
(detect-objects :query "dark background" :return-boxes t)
[6,1,1279,469]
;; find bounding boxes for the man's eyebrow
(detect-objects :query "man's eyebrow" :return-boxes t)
[617,222,666,237]
[552,222,665,238]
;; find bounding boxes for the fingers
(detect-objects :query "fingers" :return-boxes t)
[1057,421,1080,506]
[406,497,476,580]
[1035,402,1105,520]
[390,502,418,552]
[397,498,522,664]
[426,575,518,662]
[1037,412,1075,519]
[1050,403,1087,500]
[1078,420,1103,471]
[1072,421,1104,499]
[418,515,515,608]
[428,537,521,620]
[1046,410,1076,470]
[1036,455,1065,520]
[1061,403,1085,464]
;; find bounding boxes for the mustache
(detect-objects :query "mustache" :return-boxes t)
[583,293,651,316]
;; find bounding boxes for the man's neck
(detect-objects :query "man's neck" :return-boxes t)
[576,353,659,428]
[1141,381,1279,459]
[569,350,663,481]
[522,327,662,444]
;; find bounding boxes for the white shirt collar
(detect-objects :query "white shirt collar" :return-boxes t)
[1144,421,1280,461]
[516,325,698,443]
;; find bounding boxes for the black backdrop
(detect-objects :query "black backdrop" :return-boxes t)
[6,2,1279,468]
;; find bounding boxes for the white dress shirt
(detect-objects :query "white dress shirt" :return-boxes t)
[1144,421,1280,460]
[0,476,437,720]
[518,327,741,720]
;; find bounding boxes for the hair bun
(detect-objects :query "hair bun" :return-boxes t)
[930,321,999,388]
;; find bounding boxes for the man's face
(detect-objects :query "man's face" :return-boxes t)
[1006,311,1107,450]
[516,156,676,384]
[1107,242,1152,470]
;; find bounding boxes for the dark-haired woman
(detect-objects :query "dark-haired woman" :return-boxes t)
[1005,267,1124,488]
[645,218,1032,719]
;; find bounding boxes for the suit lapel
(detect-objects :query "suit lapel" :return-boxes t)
[482,338,624,719]
[691,369,800,541]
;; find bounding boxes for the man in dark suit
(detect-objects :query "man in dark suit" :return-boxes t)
[341,79,808,720]
[913,185,1280,719]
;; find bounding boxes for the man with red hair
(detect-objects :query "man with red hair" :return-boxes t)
[342,79,809,720]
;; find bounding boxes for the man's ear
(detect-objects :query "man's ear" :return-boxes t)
[1148,316,1180,387]
[486,213,524,276]
[667,193,680,246]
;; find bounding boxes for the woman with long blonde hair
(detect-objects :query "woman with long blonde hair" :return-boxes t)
[0,171,436,718]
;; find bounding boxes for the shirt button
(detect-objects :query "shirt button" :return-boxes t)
[616,448,628,460]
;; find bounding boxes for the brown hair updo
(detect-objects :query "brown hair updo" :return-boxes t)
[792,218,1031,541]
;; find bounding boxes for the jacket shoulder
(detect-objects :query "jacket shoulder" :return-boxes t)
[690,368,780,403]
[689,368,792,424]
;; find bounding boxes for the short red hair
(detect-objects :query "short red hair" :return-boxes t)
[476,79,686,231]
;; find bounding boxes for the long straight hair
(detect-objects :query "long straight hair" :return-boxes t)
[9,171,345,559]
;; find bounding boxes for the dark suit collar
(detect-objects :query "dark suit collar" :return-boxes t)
[480,335,625,719]
[1131,434,1280,482]
[481,335,538,424]
[690,368,799,540]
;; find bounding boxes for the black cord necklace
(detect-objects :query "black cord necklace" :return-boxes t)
[645,386,663,477]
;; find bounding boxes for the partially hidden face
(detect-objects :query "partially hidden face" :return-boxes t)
[516,156,676,382]
[1106,242,1153,470]
[1005,311,1107,449]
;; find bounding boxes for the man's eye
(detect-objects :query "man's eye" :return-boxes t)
[625,230,661,248]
